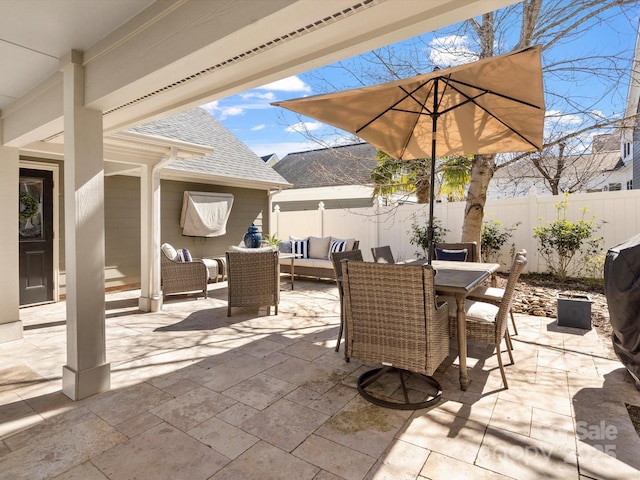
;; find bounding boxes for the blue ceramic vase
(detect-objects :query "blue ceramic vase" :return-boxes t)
[243,224,262,248]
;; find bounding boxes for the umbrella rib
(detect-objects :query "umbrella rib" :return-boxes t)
[397,80,440,159]
[355,81,433,135]
[441,78,543,150]
[445,77,543,110]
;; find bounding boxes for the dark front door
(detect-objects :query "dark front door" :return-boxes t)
[19,168,54,306]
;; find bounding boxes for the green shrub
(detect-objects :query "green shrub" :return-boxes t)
[532,194,603,282]
[409,215,449,259]
[481,220,520,264]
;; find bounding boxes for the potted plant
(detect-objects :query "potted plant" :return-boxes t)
[556,291,592,329]
[262,233,282,249]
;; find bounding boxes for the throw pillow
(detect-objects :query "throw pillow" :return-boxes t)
[279,240,292,253]
[330,237,356,251]
[435,248,468,262]
[328,239,347,257]
[176,249,186,262]
[308,236,331,259]
[292,239,309,258]
[161,243,178,261]
[182,248,192,262]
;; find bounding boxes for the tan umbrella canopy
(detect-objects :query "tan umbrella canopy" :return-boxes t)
[272,45,545,261]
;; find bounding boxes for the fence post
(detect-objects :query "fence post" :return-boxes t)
[318,201,325,237]
[527,186,537,272]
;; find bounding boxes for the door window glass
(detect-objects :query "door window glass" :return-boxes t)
[19,177,44,239]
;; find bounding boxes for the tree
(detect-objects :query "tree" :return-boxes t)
[292,0,639,248]
[371,153,472,203]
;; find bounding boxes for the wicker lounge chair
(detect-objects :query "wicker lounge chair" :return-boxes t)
[161,246,208,300]
[226,249,280,317]
[330,249,364,354]
[341,260,450,409]
[444,253,527,389]
[371,245,395,264]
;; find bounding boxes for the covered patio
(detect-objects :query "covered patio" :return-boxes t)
[1,281,638,479]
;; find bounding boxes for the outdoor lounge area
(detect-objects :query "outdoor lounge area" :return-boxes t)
[1,280,639,480]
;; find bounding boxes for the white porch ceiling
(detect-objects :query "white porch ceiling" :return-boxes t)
[1,0,519,150]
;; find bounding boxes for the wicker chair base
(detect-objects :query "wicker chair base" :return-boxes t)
[357,367,442,410]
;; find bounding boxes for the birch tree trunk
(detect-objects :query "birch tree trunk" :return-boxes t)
[461,154,495,249]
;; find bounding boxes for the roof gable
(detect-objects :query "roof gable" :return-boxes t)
[274,143,378,188]
[131,108,290,188]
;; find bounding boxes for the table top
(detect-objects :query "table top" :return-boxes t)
[402,259,500,295]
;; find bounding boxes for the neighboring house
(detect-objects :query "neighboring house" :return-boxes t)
[272,143,379,211]
[261,153,280,167]
[487,133,625,199]
[625,20,640,189]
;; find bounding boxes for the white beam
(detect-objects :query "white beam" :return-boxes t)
[2,0,519,146]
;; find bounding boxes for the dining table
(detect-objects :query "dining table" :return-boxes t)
[404,259,501,390]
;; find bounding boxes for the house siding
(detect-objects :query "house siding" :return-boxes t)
[99,176,271,289]
[633,107,640,189]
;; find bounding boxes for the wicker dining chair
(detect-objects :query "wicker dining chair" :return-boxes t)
[432,242,479,262]
[330,249,363,353]
[467,249,527,336]
[342,260,449,409]
[444,253,527,389]
[226,249,280,317]
[371,245,395,264]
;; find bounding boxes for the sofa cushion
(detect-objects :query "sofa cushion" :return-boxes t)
[309,236,331,259]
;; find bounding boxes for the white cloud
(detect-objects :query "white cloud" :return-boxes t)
[258,76,311,92]
[219,106,244,120]
[242,91,276,101]
[251,124,266,131]
[428,35,478,67]
[545,110,583,125]
[200,101,245,120]
[285,121,323,133]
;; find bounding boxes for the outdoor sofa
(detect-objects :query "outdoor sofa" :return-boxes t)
[278,236,359,280]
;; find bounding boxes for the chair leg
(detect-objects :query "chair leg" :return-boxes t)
[335,311,344,352]
[510,309,518,336]
[274,305,278,315]
[496,343,509,389]
[335,293,344,352]
[504,331,514,365]
[227,305,231,317]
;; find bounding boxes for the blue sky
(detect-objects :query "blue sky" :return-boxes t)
[201,4,639,160]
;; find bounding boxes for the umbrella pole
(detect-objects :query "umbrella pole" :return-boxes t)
[427,81,438,265]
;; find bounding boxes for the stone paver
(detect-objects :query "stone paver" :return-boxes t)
[1,281,638,480]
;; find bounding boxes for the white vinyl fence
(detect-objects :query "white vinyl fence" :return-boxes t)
[271,189,640,275]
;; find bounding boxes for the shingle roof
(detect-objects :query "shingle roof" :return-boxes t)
[274,143,378,188]
[130,108,290,188]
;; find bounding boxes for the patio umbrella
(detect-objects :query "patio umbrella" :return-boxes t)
[272,45,545,262]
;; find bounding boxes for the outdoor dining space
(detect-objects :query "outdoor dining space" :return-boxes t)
[2,276,639,480]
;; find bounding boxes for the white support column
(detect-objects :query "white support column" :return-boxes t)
[0,144,23,343]
[139,151,176,312]
[60,50,110,400]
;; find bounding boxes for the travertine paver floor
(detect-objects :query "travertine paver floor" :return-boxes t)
[1,280,639,479]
